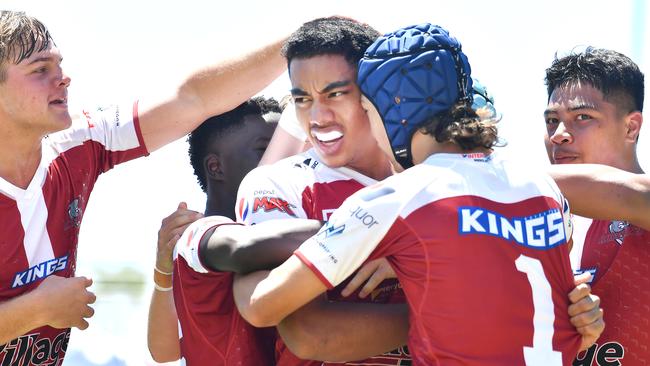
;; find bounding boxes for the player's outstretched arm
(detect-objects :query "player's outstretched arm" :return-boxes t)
[137,37,286,153]
[233,256,327,328]
[198,219,322,274]
[548,164,650,230]
[278,298,408,361]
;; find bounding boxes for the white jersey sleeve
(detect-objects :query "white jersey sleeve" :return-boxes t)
[235,162,308,224]
[173,216,240,273]
[295,182,409,288]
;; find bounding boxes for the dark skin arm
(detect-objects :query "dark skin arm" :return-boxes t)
[198,219,323,273]
[278,296,409,361]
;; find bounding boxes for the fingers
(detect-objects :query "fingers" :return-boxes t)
[578,317,605,351]
[178,201,187,210]
[574,272,593,286]
[341,258,395,298]
[359,267,389,298]
[75,318,90,330]
[568,282,592,305]
[341,260,379,297]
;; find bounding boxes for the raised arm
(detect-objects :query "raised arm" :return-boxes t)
[199,218,322,273]
[548,164,650,230]
[138,37,286,152]
[147,203,202,362]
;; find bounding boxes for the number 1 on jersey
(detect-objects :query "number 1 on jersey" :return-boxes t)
[515,255,563,366]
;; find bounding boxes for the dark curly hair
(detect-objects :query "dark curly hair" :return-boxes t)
[282,16,380,69]
[0,11,54,81]
[545,47,644,113]
[188,96,281,192]
[421,101,498,150]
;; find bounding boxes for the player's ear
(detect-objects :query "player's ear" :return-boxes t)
[204,153,225,182]
[624,111,642,143]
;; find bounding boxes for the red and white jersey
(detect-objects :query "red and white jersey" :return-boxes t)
[0,103,147,365]
[296,152,581,366]
[572,219,650,365]
[236,149,410,366]
[173,215,276,366]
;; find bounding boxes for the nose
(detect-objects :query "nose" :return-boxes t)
[59,72,71,88]
[549,121,573,145]
[310,100,334,126]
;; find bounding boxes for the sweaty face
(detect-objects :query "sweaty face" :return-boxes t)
[289,54,382,174]
[544,82,630,167]
[0,45,72,136]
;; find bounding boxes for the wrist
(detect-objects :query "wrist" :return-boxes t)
[153,267,173,291]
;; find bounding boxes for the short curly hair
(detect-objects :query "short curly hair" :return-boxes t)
[282,16,380,69]
[421,101,498,151]
[188,97,281,192]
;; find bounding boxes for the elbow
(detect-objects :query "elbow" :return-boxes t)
[148,346,180,364]
[240,303,281,328]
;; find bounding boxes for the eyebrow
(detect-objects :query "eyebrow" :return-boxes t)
[26,56,62,65]
[544,103,597,116]
[290,79,352,96]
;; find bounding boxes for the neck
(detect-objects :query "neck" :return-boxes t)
[411,131,491,164]
[205,186,237,221]
[0,124,44,189]
[348,154,394,180]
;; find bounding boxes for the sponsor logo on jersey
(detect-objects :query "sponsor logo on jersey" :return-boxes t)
[11,255,68,289]
[238,198,249,222]
[0,330,70,365]
[252,196,297,217]
[65,197,83,229]
[349,206,379,228]
[458,207,566,249]
[82,109,95,128]
[293,157,319,170]
[608,220,629,245]
[316,222,345,239]
[573,341,624,366]
[461,152,492,162]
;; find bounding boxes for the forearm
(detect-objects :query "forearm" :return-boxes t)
[0,291,47,345]
[233,256,328,327]
[180,37,286,120]
[139,37,287,152]
[278,299,409,362]
[147,290,180,362]
[199,219,322,273]
[549,164,650,230]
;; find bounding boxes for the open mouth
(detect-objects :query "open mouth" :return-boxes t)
[312,130,343,143]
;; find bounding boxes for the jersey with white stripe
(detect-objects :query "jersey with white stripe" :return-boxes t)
[236,149,411,366]
[296,152,581,366]
[0,102,147,365]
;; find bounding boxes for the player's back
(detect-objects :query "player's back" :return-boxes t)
[381,152,582,365]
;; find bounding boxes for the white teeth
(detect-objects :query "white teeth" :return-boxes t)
[313,130,343,142]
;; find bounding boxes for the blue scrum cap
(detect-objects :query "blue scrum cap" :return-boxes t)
[357,23,472,169]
